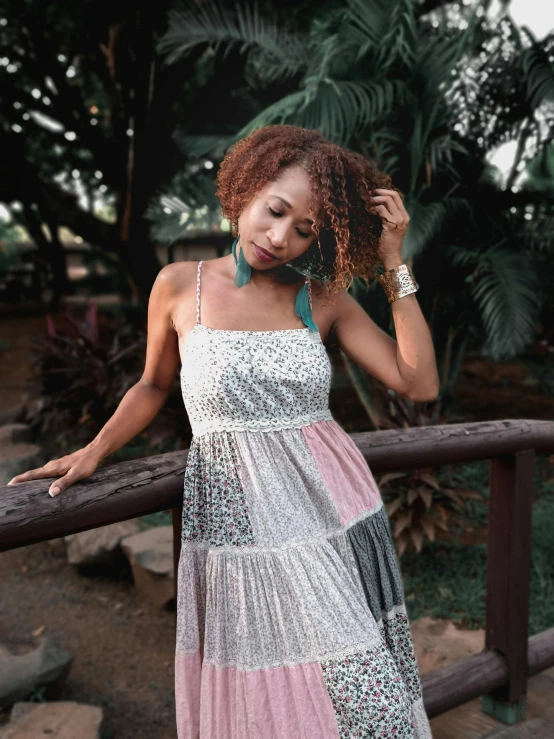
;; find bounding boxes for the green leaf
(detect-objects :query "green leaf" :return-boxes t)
[472,244,542,358]
[402,198,471,260]
[160,1,308,73]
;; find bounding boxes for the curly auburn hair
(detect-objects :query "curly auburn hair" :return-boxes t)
[216,124,401,297]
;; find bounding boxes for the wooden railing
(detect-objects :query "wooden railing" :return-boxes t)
[2,419,554,723]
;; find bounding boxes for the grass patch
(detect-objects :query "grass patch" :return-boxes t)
[451,459,490,531]
[138,510,173,530]
[401,462,554,635]
[529,494,554,635]
[402,542,487,629]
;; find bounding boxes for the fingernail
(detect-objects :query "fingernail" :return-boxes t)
[49,487,60,497]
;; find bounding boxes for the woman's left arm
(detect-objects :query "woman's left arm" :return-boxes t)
[331,188,440,403]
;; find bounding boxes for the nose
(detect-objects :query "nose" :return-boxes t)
[266,222,289,249]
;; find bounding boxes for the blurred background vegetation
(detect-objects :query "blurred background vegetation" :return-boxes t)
[1,0,553,620]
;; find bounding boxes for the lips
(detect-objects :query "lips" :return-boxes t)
[254,244,279,260]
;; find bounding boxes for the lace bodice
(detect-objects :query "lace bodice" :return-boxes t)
[180,261,334,437]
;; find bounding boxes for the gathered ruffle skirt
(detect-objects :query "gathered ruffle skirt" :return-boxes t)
[175,419,431,738]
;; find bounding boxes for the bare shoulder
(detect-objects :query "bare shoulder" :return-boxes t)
[307,277,343,344]
[329,284,373,332]
[157,256,231,289]
[166,258,234,341]
[155,261,199,293]
[147,262,199,340]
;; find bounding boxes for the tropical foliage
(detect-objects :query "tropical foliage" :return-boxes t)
[156,1,553,383]
[378,467,484,557]
[0,0,224,298]
[3,0,554,438]
[23,303,147,450]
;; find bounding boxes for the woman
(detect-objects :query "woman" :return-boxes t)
[9,125,438,737]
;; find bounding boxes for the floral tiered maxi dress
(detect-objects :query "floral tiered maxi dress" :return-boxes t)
[175,260,432,738]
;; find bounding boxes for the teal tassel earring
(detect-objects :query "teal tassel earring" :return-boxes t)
[231,236,251,287]
[231,235,318,332]
[295,279,319,333]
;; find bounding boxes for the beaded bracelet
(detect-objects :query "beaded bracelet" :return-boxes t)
[377,264,419,303]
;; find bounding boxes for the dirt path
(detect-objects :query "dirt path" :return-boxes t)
[0,537,177,738]
[2,306,180,736]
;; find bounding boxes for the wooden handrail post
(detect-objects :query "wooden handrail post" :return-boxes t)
[482,450,535,724]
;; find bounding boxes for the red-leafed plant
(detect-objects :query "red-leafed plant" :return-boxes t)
[23,303,147,451]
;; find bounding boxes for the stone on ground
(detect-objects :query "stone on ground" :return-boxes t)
[64,519,141,567]
[0,442,44,486]
[0,701,102,738]
[121,526,175,607]
[0,424,32,445]
[0,637,72,709]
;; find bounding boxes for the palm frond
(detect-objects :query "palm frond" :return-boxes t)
[403,30,469,191]
[472,244,542,358]
[235,78,405,146]
[159,0,308,79]
[520,28,554,109]
[346,0,416,67]
[415,33,463,103]
[231,90,307,139]
[380,2,417,67]
[426,134,471,181]
[346,0,389,46]
[145,170,221,245]
[304,24,343,80]
[368,128,408,176]
[524,142,554,193]
[443,243,479,269]
[172,131,231,159]
[402,197,471,260]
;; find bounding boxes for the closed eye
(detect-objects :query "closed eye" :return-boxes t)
[267,206,311,239]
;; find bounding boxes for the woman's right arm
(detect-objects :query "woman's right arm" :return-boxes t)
[7,262,193,496]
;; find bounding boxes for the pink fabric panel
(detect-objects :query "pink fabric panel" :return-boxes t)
[302,419,381,526]
[175,650,202,739]
[197,661,340,739]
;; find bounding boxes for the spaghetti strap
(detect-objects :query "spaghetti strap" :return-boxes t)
[196,261,203,326]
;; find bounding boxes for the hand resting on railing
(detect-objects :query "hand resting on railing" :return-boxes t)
[8,446,103,497]
[5,376,173,497]
[7,266,186,498]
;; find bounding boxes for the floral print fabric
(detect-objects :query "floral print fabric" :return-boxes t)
[175,261,432,738]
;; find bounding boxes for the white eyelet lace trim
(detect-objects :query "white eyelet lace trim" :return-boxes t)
[191,408,335,437]
[179,638,380,672]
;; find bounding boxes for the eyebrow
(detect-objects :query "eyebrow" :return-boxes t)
[270,195,314,225]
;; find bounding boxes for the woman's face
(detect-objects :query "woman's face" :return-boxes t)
[237,166,321,270]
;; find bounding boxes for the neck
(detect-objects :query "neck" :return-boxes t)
[251,266,304,288]
[226,254,304,289]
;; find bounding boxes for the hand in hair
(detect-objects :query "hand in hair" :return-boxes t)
[368,188,410,266]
